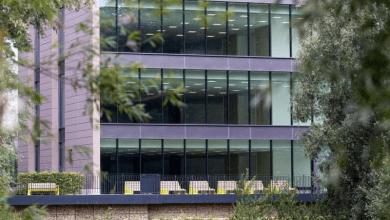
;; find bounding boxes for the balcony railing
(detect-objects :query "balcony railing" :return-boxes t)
[14,174,324,196]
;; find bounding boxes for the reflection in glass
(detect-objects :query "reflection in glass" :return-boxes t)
[273,140,291,177]
[271,5,290,57]
[228,3,248,55]
[141,69,162,123]
[207,2,227,55]
[185,1,205,54]
[140,0,162,52]
[272,72,290,125]
[118,68,140,123]
[250,71,270,125]
[118,139,140,174]
[118,0,139,52]
[229,71,248,124]
[208,140,228,175]
[163,69,184,123]
[100,139,117,174]
[230,140,249,175]
[185,70,206,124]
[293,141,311,185]
[291,6,302,58]
[186,139,206,175]
[141,139,162,174]
[251,140,270,176]
[100,0,117,51]
[164,139,185,176]
[292,78,311,126]
[163,1,183,53]
[207,70,227,124]
[249,4,269,56]
[100,104,118,123]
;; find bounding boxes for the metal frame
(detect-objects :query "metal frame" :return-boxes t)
[58,7,65,172]
[34,27,40,172]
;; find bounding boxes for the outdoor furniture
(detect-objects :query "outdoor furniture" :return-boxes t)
[189,181,215,195]
[27,183,59,196]
[246,181,264,194]
[124,181,140,195]
[272,180,294,191]
[160,181,186,195]
[217,181,237,194]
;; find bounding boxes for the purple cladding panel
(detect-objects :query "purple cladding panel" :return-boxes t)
[101,125,309,140]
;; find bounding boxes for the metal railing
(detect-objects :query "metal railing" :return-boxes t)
[14,174,324,195]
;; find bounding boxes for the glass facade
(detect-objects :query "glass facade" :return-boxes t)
[100,1,301,57]
[102,138,310,179]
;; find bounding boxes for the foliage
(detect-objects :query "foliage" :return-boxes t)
[293,0,390,219]
[0,197,47,220]
[17,171,85,195]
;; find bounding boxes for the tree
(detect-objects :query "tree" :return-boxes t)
[293,1,390,219]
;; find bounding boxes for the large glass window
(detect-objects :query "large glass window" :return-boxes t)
[206,2,227,55]
[273,140,291,177]
[250,71,270,125]
[208,140,228,175]
[100,139,117,174]
[100,104,118,123]
[100,0,117,51]
[141,139,162,174]
[118,0,139,52]
[291,6,302,58]
[292,78,311,126]
[229,71,248,124]
[163,69,184,124]
[228,3,248,55]
[249,4,269,56]
[186,139,206,175]
[140,0,162,53]
[118,68,140,123]
[230,140,249,176]
[272,72,291,125]
[185,70,206,124]
[251,140,270,176]
[164,139,185,176]
[163,1,183,53]
[207,70,227,124]
[141,68,162,123]
[118,139,140,174]
[271,5,290,57]
[293,140,311,187]
[185,1,205,54]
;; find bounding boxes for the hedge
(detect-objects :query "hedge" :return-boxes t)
[17,171,85,195]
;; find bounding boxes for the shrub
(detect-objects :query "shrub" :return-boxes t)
[17,171,85,195]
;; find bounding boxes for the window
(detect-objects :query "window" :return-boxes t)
[164,139,185,176]
[206,2,227,55]
[163,69,184,123]
[185,70,206,124]
[271,5,290,57]
[141,139,162,174]
[293,140,311,187]
[118,139,140,174]
[228,2,248,55]
[249,4,269,56]
[140,0,162,52]
[230,140,249,175]
[272,72,291,125]
[208,140,228,175]
[100,0,117,51]
[186,139,206,175]
[207,70,227,124]
[250,71,270,125]
[100,139,117,174]
[184,0,205,54]
[251,140,270,176]
[163,1,183,53]
[229,71,248,124]
[141,68,162,123]
[118,0,139,52]
[291,6,302,58]
[272,140,291,177]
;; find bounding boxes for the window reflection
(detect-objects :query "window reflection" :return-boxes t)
[249,4,269,56]
[206,2,227,55]
[271,72,291,125]
[293,140,311,188]
[185,70,206,124]
[251,140,270,176]
[228,3,248,56]
[271,5,290,57]
[140,0,162,53]
[118,0,139,52]
[291,6,302,58]
[229,71,248,124]
[250,71,270,125]
[163,69,184,124]
[100,0,117,51]
[118,139,140,174]
[141,139,162,174]
[141,69,162,123]
[207,70,227,124]
[185,1,205,54]
[100,139,117,174]
[273,140,291,177]
[163,2,183,53]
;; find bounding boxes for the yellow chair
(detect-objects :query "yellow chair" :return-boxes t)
[124,181,140,195]
[27,183,59,196]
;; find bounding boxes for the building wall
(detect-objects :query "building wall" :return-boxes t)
[15,204,234,219]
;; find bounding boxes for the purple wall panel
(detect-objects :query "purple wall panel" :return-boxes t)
[228,127,251,139]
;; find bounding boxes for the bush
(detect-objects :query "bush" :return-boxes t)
[17,171,85,195]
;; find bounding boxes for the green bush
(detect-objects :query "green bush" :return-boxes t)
[17,171,85,195]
